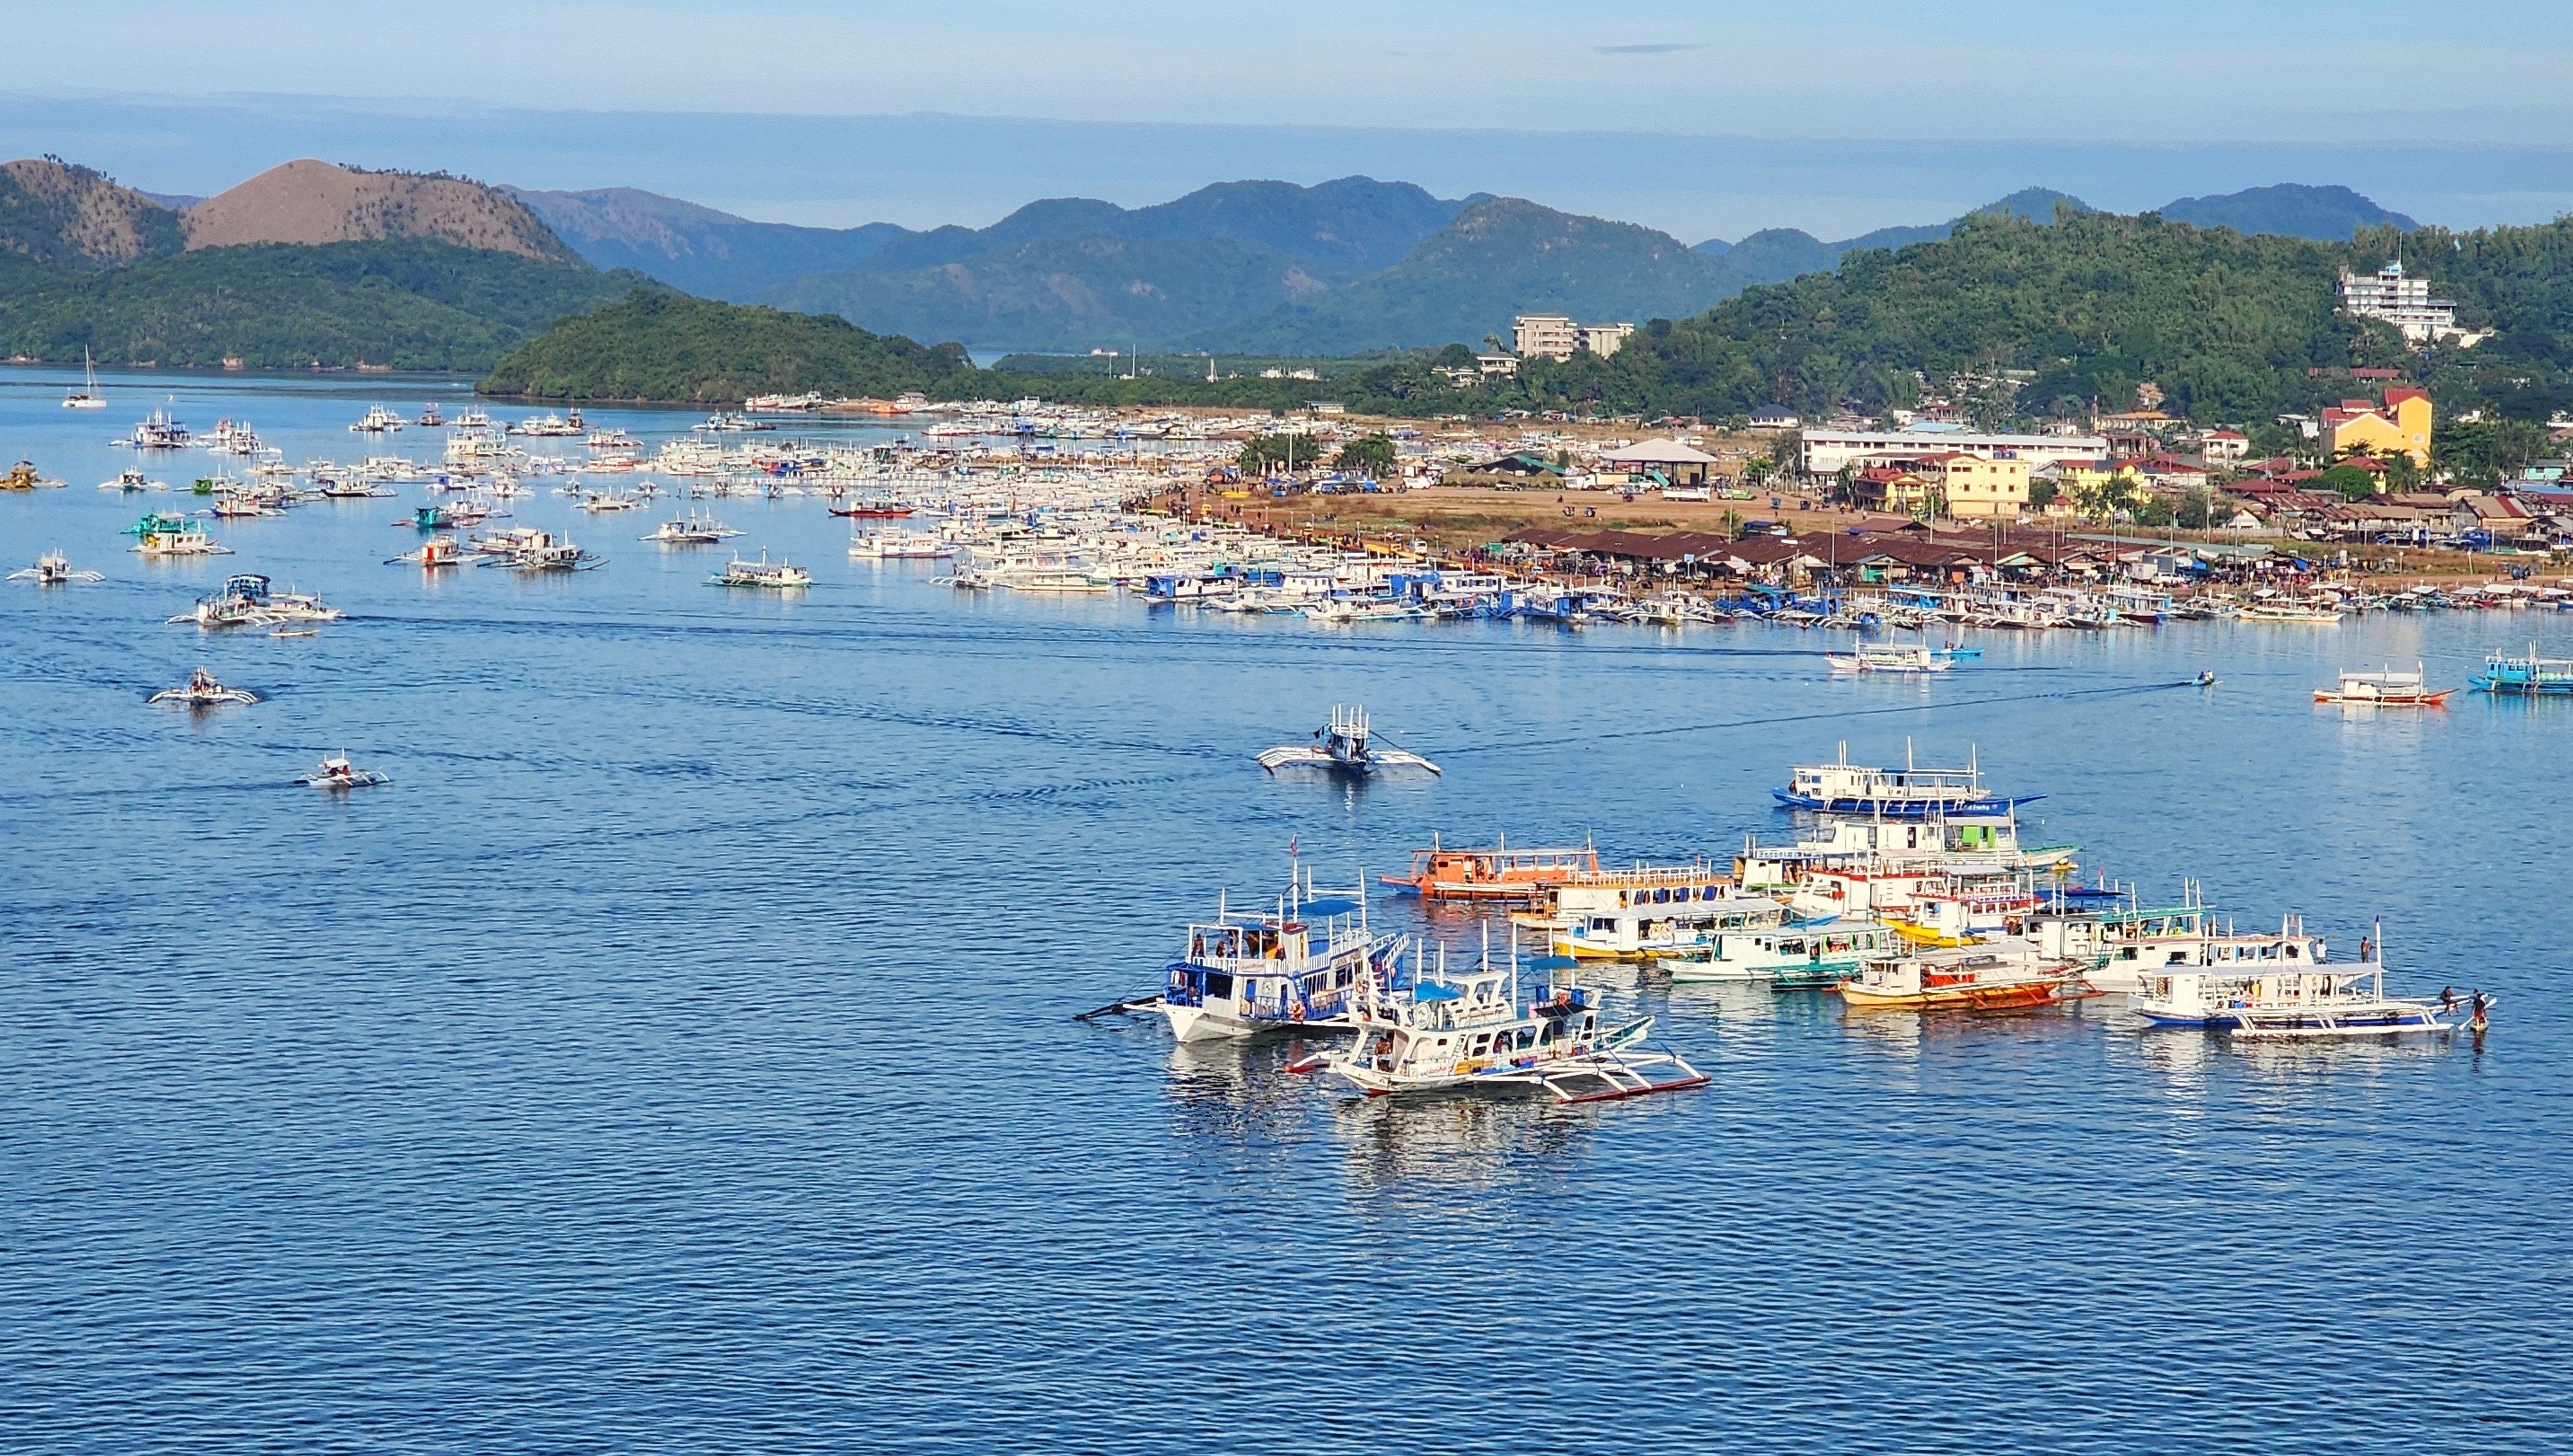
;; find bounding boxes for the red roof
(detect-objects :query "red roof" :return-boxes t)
[2384,387,2430,406]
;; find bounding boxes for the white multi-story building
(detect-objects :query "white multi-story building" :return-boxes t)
[1512,314,1634,361]
[2337,262,2484,347]
[1800,427,2111,477]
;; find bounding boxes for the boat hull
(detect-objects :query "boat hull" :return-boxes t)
[1838,976,2092,1010]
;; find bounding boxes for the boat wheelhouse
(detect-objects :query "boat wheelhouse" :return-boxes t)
[1775,742,2033,817]
[2470,645,2573,695]
[1378,835,1599,904]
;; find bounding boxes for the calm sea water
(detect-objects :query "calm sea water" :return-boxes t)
[3,369,2568,1454]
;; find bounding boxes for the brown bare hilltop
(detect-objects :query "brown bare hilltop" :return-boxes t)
[0,158,185,266]
[181,159,575,260]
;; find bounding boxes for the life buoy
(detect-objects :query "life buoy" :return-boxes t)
[1288,999,1306,1019]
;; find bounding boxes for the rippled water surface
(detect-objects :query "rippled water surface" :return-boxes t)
[3,371,2568,1453]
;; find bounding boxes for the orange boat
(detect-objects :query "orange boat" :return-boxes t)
[1379,835,1598,904]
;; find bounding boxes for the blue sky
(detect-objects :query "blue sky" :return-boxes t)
[8,1,2571,237]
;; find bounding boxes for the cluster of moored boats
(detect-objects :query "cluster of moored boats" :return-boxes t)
[1090,743,2490,1104]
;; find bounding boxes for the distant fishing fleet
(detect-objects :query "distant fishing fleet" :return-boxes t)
[1083,741,2491,1102]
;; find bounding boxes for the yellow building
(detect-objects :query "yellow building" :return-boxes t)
[1924,451,2032,518]
[2321,387,2431,468]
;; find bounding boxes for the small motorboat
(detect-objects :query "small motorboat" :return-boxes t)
[2315,665,2450,707]
[1932,642,1982,659]
[147,666,258,707]
[2193,670,2219,687]
[9,552,105,585]
[298,752,390,790]
[1256,705,1441,776]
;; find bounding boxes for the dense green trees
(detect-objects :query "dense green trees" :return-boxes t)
[0,240,632,370]
[481,289,976,401]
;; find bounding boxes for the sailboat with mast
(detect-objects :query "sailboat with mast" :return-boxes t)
[62,349,106,410]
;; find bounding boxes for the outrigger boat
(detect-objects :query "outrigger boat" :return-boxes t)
[1775,742,2034,817]
[2315,665,2451,706]
[3,459,65,490]
[298,752,390,790]
[1256,705,1441,776]
[1378,833,1598,904]
[98,469,163,492]
[1315,934,1708,1102]
[386,535,468,568]
[1826,641,1952,674]
[9,552,104,585]
[1836,938,2100,1011]
[710,549,812,588]
[643,509,742,544]
[1146,869,1400,1041]
[147,666,257,707]
[474,529,604,571]
[2470,644,2573,696]
[849,530,955,560]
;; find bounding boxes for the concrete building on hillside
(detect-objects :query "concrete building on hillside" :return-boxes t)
[2337,262,2487,347]
[1512,314,1635,361]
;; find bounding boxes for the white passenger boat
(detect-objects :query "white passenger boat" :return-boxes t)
[147,666,258,707]
[1148,872,1399,1041]
[710,549,812,588]
[2225,964,2475,1039]
[1317,942,1707,1102]
[298,752,390,790]
[350,404,407,433]
[1826,642,1951,674]
[9,552,105,585]
[98,468,164,491]
[120,406,190,449]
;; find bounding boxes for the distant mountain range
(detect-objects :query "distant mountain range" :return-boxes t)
[1694,183,2416,287]
[1191,197,1746,354]
[0,152,2444,371]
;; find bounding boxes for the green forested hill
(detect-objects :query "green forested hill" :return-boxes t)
[479,289,980,402]
[0,239,637,369]
[1332,209,2573,426]
[1196,197,1749,354]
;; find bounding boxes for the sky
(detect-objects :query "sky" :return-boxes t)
[6,1,2571,238]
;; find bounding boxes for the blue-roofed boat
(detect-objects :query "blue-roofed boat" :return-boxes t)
[1149,867,1404,1042]
[1773,742,2037,817]
[2469,644,2573,695]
